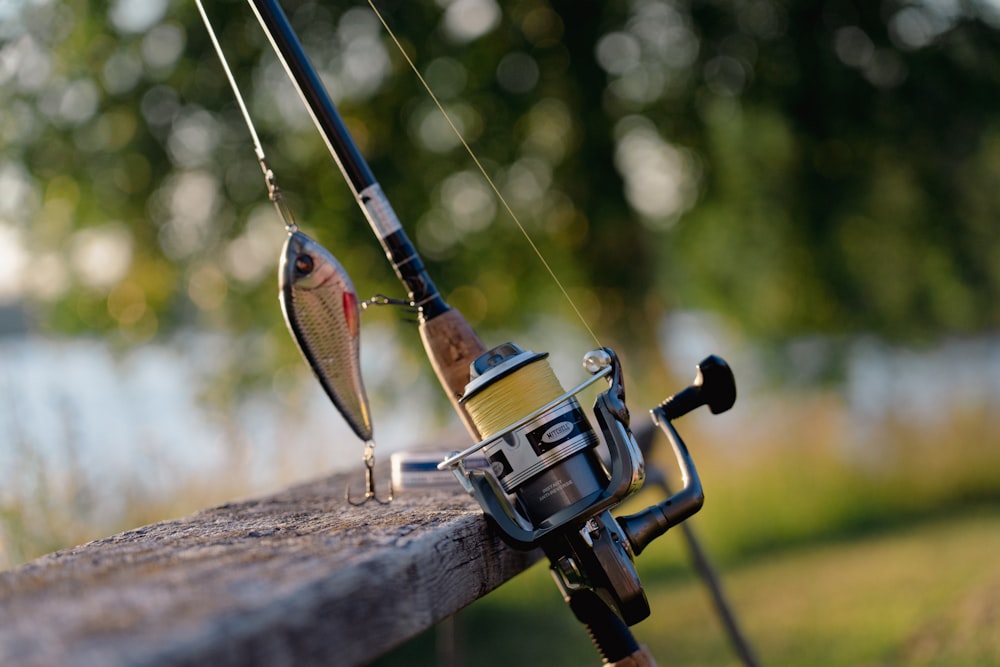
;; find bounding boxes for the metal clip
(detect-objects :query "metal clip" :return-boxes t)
[360,293,419,323]
[360,293,414,310]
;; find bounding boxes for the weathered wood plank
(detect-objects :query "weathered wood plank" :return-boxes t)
[0,468,541,666]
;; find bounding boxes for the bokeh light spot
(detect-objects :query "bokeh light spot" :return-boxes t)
[69,223,134,290]
[440,0,501,43]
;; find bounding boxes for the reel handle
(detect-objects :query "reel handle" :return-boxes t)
[657,355,736,420]
[616,413,703,557]
[616,354,736,556]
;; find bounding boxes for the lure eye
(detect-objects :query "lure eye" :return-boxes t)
[294,254,314,276]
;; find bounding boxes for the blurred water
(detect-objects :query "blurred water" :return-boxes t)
[0,327,441,510]
[4,317,997,476]
[2,312,998,538]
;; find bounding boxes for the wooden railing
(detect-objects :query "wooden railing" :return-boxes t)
[0,468,541,666]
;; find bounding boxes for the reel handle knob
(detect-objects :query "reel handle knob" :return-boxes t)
[658,355,736,420]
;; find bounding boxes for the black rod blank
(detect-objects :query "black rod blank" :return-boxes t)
[248,0,375,195]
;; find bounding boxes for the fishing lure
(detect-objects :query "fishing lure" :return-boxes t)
[279,230,371,443]
[196,0,389,504]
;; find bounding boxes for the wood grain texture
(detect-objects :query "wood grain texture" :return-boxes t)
[0,470,541,667]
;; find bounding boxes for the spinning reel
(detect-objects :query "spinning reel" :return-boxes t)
[439,343,736,640]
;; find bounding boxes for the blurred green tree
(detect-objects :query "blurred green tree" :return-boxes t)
[3,0,999,390]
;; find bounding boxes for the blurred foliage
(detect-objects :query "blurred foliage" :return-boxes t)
[3,0,1000,383]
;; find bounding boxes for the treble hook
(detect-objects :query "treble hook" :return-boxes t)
[346,441,393,505]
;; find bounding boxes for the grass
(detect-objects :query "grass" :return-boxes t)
[375,510,1000,666]
[644,395,1000,568]
[654,510,1000,666]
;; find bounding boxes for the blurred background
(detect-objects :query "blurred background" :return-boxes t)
[2,0,999,664]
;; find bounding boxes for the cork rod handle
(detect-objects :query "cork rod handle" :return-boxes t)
[419,308,487,441]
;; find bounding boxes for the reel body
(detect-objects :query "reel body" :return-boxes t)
[459,344,612,526]
[440,343,731,628]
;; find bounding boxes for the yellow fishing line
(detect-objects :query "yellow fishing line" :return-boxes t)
[367,0,602,349]
[464,359,565,438]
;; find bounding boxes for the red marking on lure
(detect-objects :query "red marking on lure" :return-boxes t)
[343,291,359,338]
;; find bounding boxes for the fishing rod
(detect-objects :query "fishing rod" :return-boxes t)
[238,2,750,665]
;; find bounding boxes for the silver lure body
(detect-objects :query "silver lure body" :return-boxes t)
[279,230,373,442]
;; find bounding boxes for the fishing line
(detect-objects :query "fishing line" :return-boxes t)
[365,0,603,349]
[195,0,297,233]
